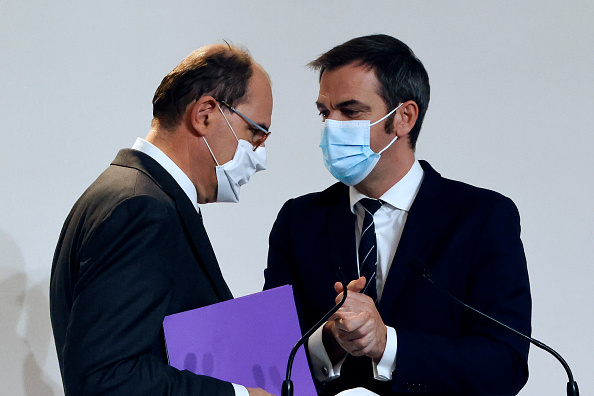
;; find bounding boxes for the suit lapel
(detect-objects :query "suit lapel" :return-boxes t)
[378,161,443,316]
[174,194,233,301]
[112,149,233,301]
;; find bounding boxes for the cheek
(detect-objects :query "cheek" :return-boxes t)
[220,141,239,164]
[370,128,390,152]
[235,128,253,143]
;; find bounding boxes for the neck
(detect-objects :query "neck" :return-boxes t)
[355,147,415,199]
[145,126,216,203]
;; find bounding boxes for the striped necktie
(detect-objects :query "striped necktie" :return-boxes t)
[358,198,382,302]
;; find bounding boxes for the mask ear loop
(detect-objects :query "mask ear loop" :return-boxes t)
[373,102,405,155]
[217,104,240,142]
[202,103,241,166]
[370,102,404,126]
[202,137,220,166]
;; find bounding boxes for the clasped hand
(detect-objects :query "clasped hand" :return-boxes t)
[325,277,387,361]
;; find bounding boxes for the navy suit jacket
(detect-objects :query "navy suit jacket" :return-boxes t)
[264,161,531,395]
[50,149,235,395]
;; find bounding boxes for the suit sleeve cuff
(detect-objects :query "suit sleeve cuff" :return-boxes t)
[307,323,346,382]
[232,383,249,396]
[372,326,397,381]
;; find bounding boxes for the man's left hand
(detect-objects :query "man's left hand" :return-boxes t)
[329,277,387,361]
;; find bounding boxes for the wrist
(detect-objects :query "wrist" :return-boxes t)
[368,325,388,361]
[323,322,346,364]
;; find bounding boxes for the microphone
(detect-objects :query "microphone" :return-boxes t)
[408,258,579,396]
[281,266,349,396]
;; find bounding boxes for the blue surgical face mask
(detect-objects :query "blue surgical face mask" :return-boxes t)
[319,103,403,186]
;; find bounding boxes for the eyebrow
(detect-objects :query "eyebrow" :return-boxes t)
[315,99,371,112]
[245,117,270,133]
[230,106,270,132]
[256,122,270,132]
[215,98,270,132]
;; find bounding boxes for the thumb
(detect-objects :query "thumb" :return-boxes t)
[348,276,367,293]
[334,277,367,294]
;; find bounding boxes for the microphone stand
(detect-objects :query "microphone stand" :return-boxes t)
[281,267,348,396]
[411,259,579,396]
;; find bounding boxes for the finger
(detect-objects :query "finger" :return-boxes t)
[335,276,366,294]
[329,309,358,327]
[334,289,379,317]
[336,329,378,354]
[334,281,344,294]
[341,339,372,355]
[335,293,377,314]
[333,312,371,333]
[340,322,387,360]
[334,291,344,305]
[332,310,359,323]
[346,342,376,356]
[335,326,368,342]
[347,276,367,293]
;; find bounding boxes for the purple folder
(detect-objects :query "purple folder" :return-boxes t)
[163,285,316,395]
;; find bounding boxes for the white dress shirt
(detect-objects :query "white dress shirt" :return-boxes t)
[308,160,424,384]
[131,138,248,396]
[132,138,200,213]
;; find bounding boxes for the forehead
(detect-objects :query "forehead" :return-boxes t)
[238,65,273,122]
[247,66,272,105]
[318,63,382,106]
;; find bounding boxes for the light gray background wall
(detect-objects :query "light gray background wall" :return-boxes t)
[1,1,592,395]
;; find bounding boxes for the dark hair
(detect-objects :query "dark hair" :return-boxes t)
[309,34,430,149]
[152,44,253,130]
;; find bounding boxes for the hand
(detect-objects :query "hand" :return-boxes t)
[327,276,387,361]
[321,277,367,363]
[247,387,275,396]
[334,276,367,296]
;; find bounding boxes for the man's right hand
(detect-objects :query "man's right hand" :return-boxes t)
[322,277,368,363]
[327,276,388,361]
[247,387,275,396]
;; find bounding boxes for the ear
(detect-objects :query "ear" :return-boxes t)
[188,96,219,137]
[392,100,419,138]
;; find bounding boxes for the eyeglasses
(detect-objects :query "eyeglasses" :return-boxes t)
[215,99,271,151]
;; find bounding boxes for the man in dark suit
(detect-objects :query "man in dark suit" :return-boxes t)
[51,44,274,396]
[264,35,531,395]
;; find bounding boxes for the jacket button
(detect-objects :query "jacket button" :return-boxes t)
[405,382,427,393]
[322,367,329,376]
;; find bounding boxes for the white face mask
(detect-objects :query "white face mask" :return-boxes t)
[203,105,267,203]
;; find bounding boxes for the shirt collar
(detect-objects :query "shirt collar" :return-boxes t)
[349,159,424,213]
[131,137,200,213]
